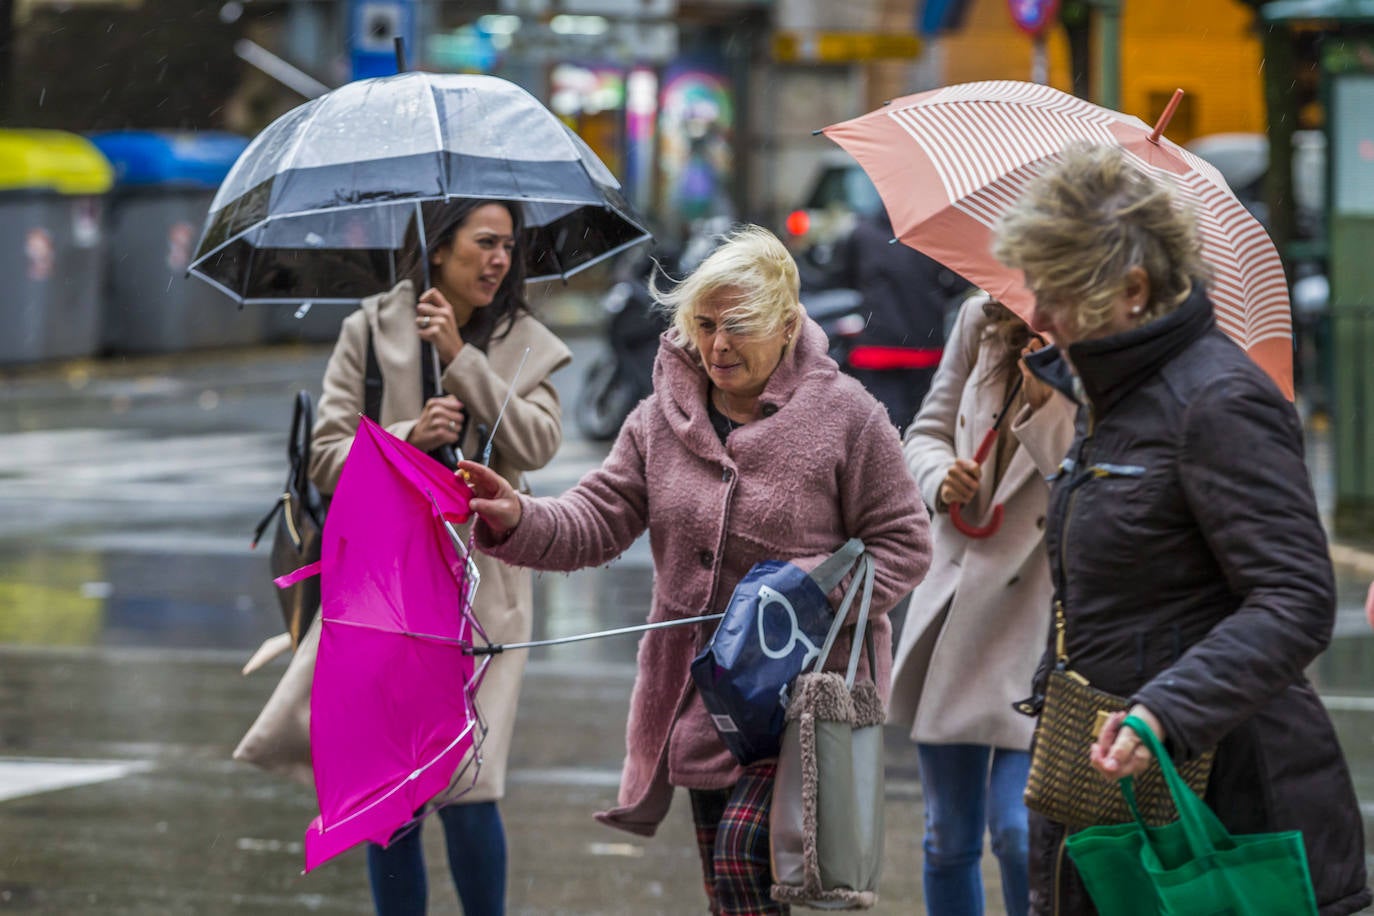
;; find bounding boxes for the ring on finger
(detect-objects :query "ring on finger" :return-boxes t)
[420,316,431,329]
[448,420,457,432]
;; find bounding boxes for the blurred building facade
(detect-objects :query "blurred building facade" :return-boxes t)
[1,0,1274,246]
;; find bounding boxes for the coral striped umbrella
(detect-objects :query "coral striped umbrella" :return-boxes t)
[822,81,1293,398]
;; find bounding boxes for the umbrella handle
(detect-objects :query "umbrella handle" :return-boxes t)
[949,501,1004,538]
[971,426,998,465]
[950,427,1002,537]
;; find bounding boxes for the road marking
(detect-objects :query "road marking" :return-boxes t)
[587,842,645,858]
[1320,695,1374,712]
[509,766,621,788]
[0,756,152,803]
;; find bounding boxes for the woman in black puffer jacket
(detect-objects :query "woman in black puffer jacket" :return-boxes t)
[992,143,1370,916]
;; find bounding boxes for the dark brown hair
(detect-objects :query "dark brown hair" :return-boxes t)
[400,198,531,349]
[980,297,1037,388]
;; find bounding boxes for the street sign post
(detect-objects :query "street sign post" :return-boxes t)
[349,0,416,81]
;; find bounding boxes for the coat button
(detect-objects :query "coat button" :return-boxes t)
[959,414,966,428]
[1035,516,1046,530]
[699,549,714,568]
[761,403,778,417]
[722,467,733,482]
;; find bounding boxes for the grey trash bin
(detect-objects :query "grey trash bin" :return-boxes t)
[0,129,113,365]
[91,130,263,354]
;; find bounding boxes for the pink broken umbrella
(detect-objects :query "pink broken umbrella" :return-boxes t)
[277,359,717,872]
[275,415,490,871]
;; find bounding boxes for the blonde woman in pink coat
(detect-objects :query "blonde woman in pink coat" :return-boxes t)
[889,293,1076,916]
[460,225,931,915]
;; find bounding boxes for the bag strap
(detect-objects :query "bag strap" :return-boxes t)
[808,537,865,595]
[251,390,316,549]
[289,389,313,495]
[843,554,876,687]
[809,551,876,689]
[1120,714,1225,856]
[364,329,383,423]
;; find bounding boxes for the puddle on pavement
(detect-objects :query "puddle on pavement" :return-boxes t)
[0,542,659,666]
[0,545,279,651]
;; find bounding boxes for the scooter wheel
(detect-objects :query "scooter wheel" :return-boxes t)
[575,355,639,441]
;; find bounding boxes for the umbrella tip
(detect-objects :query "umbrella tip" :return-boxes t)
[811,128,824,136]
[1148,88,1185,144]
[888,237,899,245]
[883,98,893,106]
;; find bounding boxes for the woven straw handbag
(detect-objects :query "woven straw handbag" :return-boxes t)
[1022,602,1214,828]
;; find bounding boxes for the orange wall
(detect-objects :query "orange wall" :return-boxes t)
[938,0,1265,142]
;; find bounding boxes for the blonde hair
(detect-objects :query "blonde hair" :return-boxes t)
[656,224,802,350]
[992,143,1208,339]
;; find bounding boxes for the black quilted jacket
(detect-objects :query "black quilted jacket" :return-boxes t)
[1022,288,1370,916]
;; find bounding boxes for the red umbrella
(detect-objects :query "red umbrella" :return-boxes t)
[823,81,1293,399]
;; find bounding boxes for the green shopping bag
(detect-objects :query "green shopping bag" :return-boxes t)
[1066,715,1318,916]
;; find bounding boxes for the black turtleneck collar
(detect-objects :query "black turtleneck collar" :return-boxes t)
[1024,284,1216,418]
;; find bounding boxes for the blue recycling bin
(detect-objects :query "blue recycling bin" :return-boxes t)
[0,130,113,365]
[90,130,260,353]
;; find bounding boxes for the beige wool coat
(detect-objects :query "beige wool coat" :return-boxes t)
[889,297,1075,750]
[310,280,572,802]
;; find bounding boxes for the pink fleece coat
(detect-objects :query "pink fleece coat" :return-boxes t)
[479,317,931,836]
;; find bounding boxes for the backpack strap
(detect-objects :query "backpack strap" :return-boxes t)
[364,328,383,423]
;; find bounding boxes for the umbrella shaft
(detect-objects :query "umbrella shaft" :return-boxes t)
[468,614,725,655]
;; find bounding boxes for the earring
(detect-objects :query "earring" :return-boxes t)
[1130,305,1144,316]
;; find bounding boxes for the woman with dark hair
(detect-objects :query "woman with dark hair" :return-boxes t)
[310,197,572,915]
[890,292,1075,916]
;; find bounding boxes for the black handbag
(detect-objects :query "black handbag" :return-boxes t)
[252,390,326,648]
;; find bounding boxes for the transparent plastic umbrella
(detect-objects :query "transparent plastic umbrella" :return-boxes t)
[189,71,651,305]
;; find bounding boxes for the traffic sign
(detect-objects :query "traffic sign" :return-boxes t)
[350,0,416,80]
[1007,0,1060,36]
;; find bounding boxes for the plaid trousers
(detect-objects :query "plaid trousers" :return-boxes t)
[688,760,790,916]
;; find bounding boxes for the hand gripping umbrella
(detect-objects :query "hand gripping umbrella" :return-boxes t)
[276,416,489,872]
[822,82,1294,399]
[189,71,651,304]
[948,375,1024,539]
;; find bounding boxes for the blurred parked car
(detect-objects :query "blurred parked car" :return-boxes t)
[782,151,886,290]
[1187,130,1325,241]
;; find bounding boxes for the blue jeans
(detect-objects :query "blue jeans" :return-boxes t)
[917,743,1031,916]
[366,802,506,916]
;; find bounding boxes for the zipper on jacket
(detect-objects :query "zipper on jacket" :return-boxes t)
[1052,403,1095,627]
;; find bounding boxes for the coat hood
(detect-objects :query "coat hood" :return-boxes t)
[650,316,839,455]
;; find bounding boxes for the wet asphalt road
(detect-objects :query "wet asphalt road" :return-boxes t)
[0,327,1372,914]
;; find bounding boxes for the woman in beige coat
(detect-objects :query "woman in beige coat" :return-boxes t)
[889,293,1074,916]
[310,198,571,916]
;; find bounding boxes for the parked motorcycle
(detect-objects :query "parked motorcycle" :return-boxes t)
[575,218,730,441]
[574,252,667,441]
